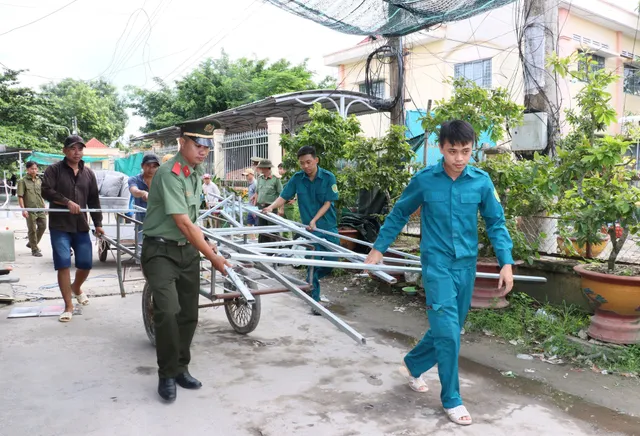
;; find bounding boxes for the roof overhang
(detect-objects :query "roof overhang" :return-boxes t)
[131,89,388,142]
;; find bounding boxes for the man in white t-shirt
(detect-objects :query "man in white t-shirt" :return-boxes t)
[202,174,220,227]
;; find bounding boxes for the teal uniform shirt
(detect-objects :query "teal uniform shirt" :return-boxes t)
[372,159,514,409]
[280,167,339,236]
[373,159,514,267]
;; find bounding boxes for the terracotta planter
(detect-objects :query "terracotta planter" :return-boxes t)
[472,260,522,309]
[557,236,609,258]
[574,264,640,345]
[338,227,359,251]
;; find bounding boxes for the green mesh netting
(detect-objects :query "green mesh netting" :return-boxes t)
[265,0,515,36]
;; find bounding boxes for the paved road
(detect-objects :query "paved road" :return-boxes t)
[0,291,626,436]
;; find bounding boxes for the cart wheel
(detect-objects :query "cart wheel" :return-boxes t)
[142,282,156,346]
[98,239,109,262]
[224,294,261,335]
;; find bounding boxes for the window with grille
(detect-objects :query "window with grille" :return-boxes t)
[359,81,385,98]
[578,52,605,75]
[454,59,492,88]
[624,64,640,96]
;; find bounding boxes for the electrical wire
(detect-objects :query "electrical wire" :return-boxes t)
[0,0,82,37]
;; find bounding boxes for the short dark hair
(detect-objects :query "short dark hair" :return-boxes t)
[277,163,283,169]
[26,161,37,169]
[438,120,476,147]
[297,145,316,158]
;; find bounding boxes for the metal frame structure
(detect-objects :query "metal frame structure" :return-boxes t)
[3,196,547,345]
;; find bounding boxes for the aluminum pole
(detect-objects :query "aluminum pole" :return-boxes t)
[226,253,548,283]
[202,227,367,344]
[252,210,398,284]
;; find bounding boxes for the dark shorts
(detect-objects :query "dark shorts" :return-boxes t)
[246,213,257,225]
[50,229,93,271]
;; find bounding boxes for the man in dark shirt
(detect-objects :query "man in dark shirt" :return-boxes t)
[42,135,104,322]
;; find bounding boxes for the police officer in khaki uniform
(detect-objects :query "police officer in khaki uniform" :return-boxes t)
[142,121,230,403]
[17,161,46,257]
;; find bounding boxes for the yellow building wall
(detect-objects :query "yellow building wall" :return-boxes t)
[333,2,640,138]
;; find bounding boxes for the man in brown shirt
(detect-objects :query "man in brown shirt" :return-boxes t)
[42,135,104,322]
[17,161,46,257]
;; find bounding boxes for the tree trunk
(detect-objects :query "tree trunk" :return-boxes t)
[607,226,629,273]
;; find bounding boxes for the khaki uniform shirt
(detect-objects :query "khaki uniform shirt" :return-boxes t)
[143,153,204,244]
[17,175,45,218]
[256,175,283,205]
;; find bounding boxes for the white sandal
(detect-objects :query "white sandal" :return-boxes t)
[75,292,90,306]
[445,405,473,426]
[398,364,429,393]
[59,312,72,322]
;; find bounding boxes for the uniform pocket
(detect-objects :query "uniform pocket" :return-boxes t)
[315,189,327,203]
[424,191,447,215]
[460,193,481,215]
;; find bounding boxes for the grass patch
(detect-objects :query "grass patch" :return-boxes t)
[466,292,640,375]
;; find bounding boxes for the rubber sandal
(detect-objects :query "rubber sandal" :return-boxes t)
[398,363,429,393]
[445,405,473,426]
[75,293,90,306]
[59,312,72,322]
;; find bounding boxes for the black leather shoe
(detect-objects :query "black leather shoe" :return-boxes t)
[176,372,202,389]
[158,378,176,402]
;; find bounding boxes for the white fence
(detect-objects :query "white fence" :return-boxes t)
[222,129,268,181]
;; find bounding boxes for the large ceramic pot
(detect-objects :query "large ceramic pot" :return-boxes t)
[338,227,359,250]
[574,264,640,345]
[472,260,522,309]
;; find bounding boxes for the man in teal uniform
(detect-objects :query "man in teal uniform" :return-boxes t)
[263,146,338,311]
[365,120,514,426]
[142,121,230,403]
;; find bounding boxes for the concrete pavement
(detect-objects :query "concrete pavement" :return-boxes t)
[0,291,624,436]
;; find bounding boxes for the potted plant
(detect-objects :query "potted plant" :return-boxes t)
[549,52,640,344]
[281,104,415,251]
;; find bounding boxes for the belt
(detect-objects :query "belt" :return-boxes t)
[145,236,189,246]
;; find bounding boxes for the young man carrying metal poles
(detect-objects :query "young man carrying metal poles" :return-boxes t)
[365,120,514,426]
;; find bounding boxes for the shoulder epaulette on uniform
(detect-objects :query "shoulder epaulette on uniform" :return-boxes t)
[415,165,436,176]
[469,165,489,177]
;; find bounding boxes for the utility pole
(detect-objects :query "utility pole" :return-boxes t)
[523,0,559,155]
[388,36,405,128]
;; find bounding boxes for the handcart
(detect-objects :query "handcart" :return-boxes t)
[93,192,548,346]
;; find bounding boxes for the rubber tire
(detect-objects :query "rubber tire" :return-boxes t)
[142,282,156,347]
[224,294,261,335]
[98,239,108,262]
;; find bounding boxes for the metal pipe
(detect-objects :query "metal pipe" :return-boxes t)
[210,226,289,235]
[202,227,367,344]
[273,215,421,261]
[198,196,232,221]
[253,210,397,284]
[226,253,548,283]
[249,247,422,265]
[2,207,138,213]
[244,239,315,248]
[224,266,255,303]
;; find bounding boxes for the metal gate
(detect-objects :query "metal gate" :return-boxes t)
[222,129,268,181]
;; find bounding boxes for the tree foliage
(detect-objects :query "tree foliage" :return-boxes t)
[548,52,640,272]
[280,104,414,214]
[127,52,333,133]
[420,77,524,153]
[0,68,127,156]
[42,78,128,145]
[0,68,62,151]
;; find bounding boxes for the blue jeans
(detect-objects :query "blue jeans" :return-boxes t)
[50,229,93,270]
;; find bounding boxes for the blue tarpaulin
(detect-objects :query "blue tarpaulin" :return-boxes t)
[114,153,144,177]
[26,151,107,165]
[405,109,497,166]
